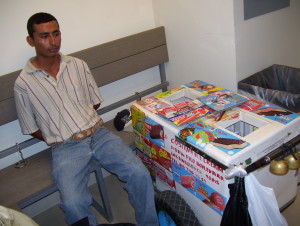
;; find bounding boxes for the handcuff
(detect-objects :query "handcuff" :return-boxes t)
[15,143,27,168]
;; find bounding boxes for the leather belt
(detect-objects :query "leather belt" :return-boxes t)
[50,119,104,148]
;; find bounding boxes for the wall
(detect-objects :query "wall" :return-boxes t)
[0,0,156,169]
[152,0,237,92]
[0,0,155,75]
[152,0,300,91]
[234,0,300,81]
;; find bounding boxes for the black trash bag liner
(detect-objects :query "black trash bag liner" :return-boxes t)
[238,64,300,113]
[220,177,252,226]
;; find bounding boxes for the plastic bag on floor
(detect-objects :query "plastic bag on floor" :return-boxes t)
[0,205,39,226]
[245,173,288,226]
[220,177,252,226]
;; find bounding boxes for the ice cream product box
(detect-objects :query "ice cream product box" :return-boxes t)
[253,105,298,125]
[150,142,172,172]
[154,86,216,126]
[172,161,227,216]
[134,130,172,172]
[183,80,221,94]
[135,81,249,127]
[131,105,146,135]
[136,148,156,182]
[199,89,248,111]
[178,120,250,157]
[136,147,175,190]
[132,105,166,147]
[132,80,300,167]
[131,80,300,226]
[135,96,171,114]
[154,161,176,190]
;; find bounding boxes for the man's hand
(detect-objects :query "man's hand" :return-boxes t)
[30,130,45,141]
[93,103,100,111]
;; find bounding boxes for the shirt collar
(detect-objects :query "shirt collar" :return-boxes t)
[24,52,72,74]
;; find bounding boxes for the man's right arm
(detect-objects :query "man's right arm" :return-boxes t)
[15,77,43,140]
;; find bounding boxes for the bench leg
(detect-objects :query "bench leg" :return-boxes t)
[92,167,113,222]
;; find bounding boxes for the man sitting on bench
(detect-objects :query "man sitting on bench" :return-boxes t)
[14,12,158,226]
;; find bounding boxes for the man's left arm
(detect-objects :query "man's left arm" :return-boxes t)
[83,61,104,108]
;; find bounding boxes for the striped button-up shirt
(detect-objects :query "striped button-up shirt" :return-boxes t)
[14,53,104,145]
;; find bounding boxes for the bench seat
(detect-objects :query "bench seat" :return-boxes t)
[0,119,134,218]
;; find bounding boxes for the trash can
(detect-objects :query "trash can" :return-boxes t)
[238,64,300,113]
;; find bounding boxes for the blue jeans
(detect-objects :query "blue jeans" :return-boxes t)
[51,127,159,226]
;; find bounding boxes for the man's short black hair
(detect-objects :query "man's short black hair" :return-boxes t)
[27,12,59,38]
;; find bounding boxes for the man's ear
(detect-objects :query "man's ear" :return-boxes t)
[26,36,35,47]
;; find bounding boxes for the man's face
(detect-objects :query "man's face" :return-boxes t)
[27,20,61,58]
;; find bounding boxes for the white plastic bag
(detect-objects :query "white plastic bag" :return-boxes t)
[245,173,288,226]
[0,205,39,226]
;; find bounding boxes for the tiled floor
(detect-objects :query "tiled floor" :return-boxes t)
[33,175,136,226]
[282,188,300,226]
[33,174,300,226]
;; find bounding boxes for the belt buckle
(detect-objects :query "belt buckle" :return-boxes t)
[51,121,101,147]
[72,127,95,141]
[72,131,86,141]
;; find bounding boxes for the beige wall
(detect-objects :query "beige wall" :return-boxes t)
[152,0,300,91]
[152,0,237,91]
[0,0,155,75]
[234,0,300,81]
